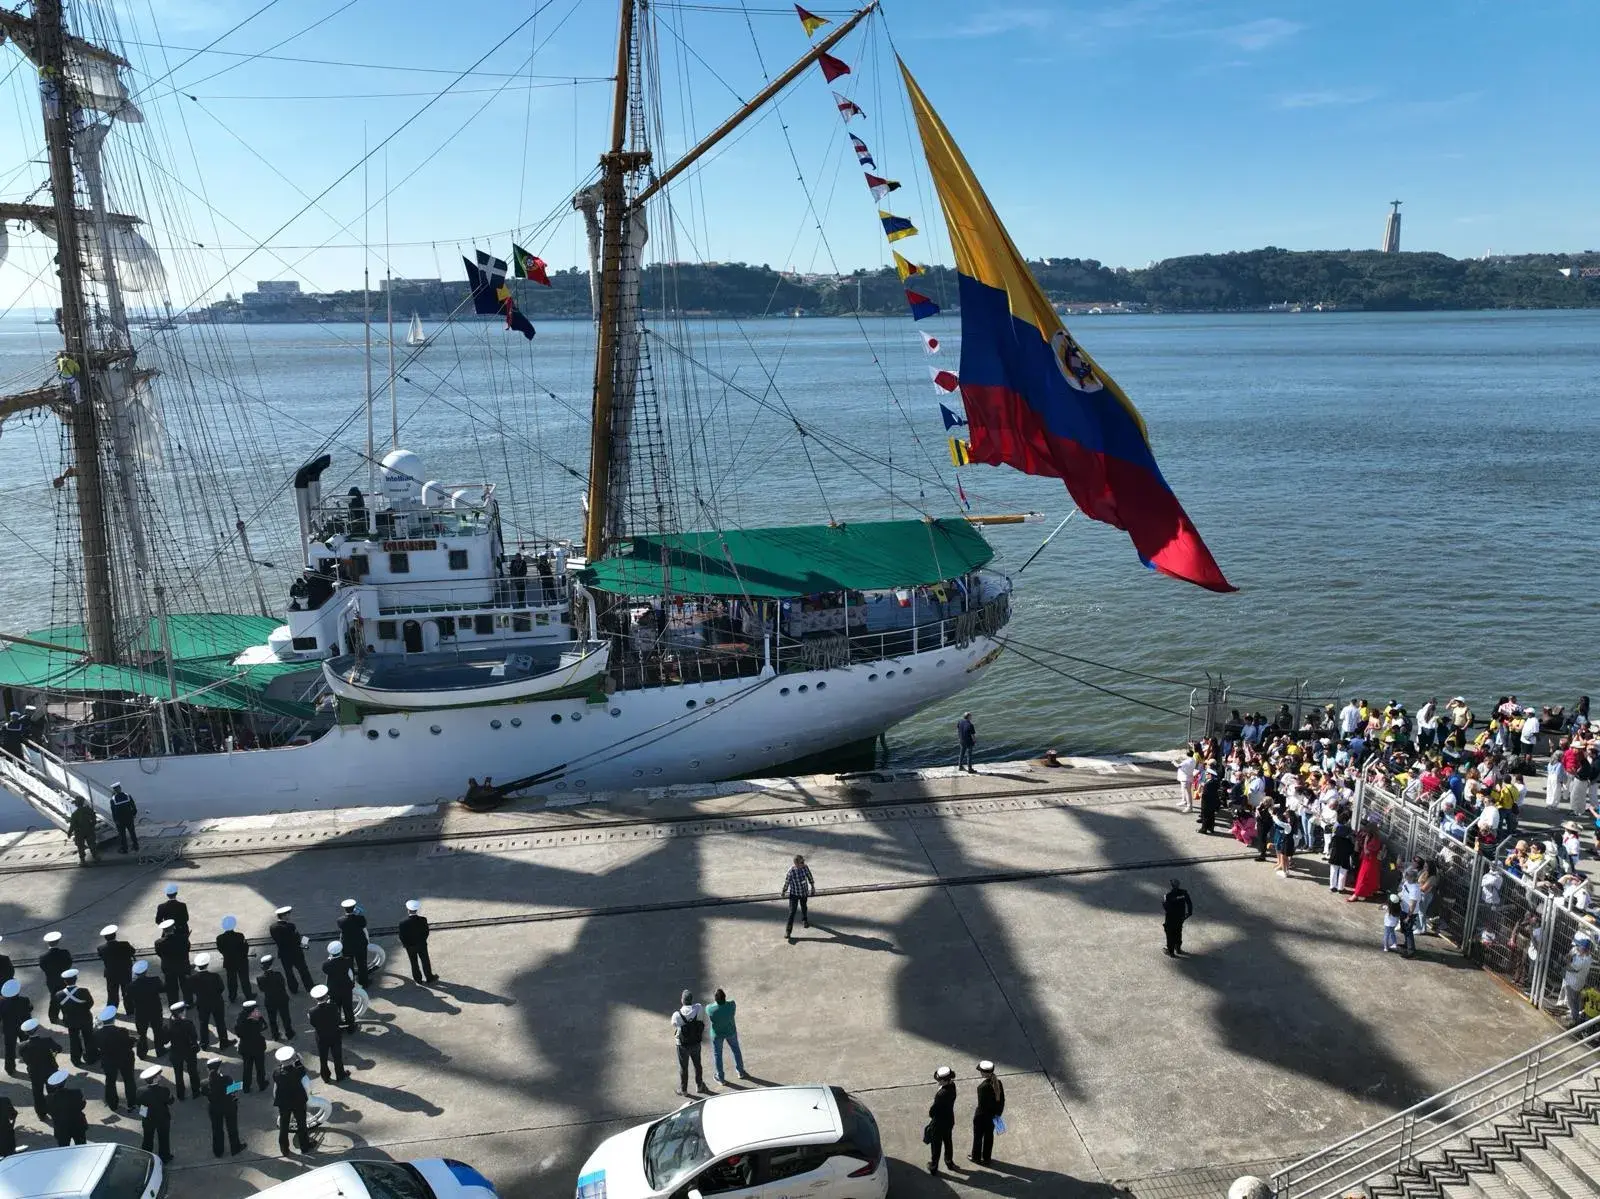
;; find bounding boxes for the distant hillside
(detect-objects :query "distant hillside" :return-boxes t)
[196,249,1600,323]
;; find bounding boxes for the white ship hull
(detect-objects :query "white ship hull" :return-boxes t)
[60,635,1003,818]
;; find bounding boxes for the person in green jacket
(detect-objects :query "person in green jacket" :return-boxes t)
[705,989,748,1084]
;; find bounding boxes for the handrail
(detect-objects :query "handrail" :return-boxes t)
[1273,1016,1600,1198]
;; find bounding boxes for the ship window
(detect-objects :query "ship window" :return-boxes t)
[512,613,532,632]
[868,673,879,682]
[377,621,398,641]
[816,681,826,691]
[388,552,410,574]
[536,612,550,626]
[551,714,562,724]
[349,553,369,578]
[903,667,913,674]
[448,549,469,571]
[780,687,790,696]
[365,730,379,740]
[437,617,455,638]
[509,717,522,728]
[798,684,809,694]
[610,708,622,717]
[291,636,319,651]
[387,728,400,738]
[490,719,501,730]
[686,700,697,709]
[570,713,581,722]
[474,614,494,635]
[429,725,441,735]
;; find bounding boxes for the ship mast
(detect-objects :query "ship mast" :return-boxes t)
[4,0,119,662]
[582,1,877,559]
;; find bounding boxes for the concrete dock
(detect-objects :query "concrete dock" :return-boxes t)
[0,756,1555,1198]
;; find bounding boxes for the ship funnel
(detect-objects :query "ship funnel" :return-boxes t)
[293,454,332,550]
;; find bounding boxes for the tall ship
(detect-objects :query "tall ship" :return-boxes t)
[0,1,1226,823]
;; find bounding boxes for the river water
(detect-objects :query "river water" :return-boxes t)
[0,308,1595,765]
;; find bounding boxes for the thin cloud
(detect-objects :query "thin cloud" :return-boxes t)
[1217,17,1303,51]
[944,7,1056,38]
[1279,87,1381,109]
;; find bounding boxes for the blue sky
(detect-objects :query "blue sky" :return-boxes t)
[1,0,1595,307]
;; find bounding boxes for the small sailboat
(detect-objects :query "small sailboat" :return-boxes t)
[405,312,427,347]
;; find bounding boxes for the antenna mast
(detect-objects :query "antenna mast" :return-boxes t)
[385,148,397,451]
[363,126,375,492]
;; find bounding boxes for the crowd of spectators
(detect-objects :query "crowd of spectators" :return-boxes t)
[1175,693,1600,1015]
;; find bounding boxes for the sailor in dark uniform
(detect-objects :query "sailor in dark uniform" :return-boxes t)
[45,1069,88,1146]
[215,916,254,1003]
[96,924,134,1009]
[18,1020,61,1119]
[268,906,314,993]
[0,978,30,1075]
[126,961,167,1059]
[94,1004,138,1112]
[397,899,438,983]
[108,782,138,853]
[39,932,71,1024]
[926,1065,957,1176]
[1163,878,1194,957]
[155,884,190,935]
[256,955,294,1039]
[137,1064,175,1162]
[163,1002,201,1100]
[56,970,98,1066]
[336,899,370,988]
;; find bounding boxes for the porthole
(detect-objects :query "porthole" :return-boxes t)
[574,780,587,789]
[387,728,400,738]
[570,713,581,722]
[937,659,946,667]
[489,719,502,730]
[869,673,879,682]
[651,767,663,775]
[686,700,697,709]
[551,714,562,724]
[429,725,441,735]
[509,717,522,728]
[365,729,379,741]
[798,684,809,694]
[555,782,567,790]
[886,670,897,678]
[726,752,736,760]
[610,708,622,717]
[780,687,790,696]
[815,681,826,691]
[690,759,701,768]
[632,769,644,778]
[703,696,715,705]
[903,667,913,675]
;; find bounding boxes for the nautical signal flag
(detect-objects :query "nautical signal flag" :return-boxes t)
[893,251,923,283]
[495,284,537,340]
[905,289,940,320]
[931,367,959,393]
[957,476,971,509]
[512,243,550,286]
[834,91,865,121]
[850,134,874,167]
[879,211,917,242]
[795,4,828,35]
[817,52,851,83]
[919,329,940,353]
[940,403,967,430]
[949,437,972,467]
[865,173,900,201]
[901,59,1234,592]
[465,251,508,315]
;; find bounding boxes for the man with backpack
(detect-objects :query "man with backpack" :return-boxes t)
[671,990,707,1096]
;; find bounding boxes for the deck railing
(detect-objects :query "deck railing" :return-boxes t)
[1271,1016,1600,1199]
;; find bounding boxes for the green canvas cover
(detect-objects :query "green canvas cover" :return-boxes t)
[578,517,994,598]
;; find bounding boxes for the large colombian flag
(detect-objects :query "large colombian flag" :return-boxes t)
[900,62,1235,592]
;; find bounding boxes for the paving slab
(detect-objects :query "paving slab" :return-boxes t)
[0,764,1555,1199]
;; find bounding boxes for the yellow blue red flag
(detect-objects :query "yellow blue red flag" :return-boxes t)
[899,59,1233,592]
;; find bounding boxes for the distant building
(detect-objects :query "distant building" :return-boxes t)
[380,277,442,292]
[255,280,301,296]
[1381,200,1402,253]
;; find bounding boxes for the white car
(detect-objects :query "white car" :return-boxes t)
[576,1085,887,1199]
[254,1158,497,1199]
[0,1144,163,1199]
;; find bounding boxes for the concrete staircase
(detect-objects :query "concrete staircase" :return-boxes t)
[1273,1020,1600,1199]
[1367,1070,1600,1199]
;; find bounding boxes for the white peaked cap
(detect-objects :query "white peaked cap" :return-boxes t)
[405,899,420,912]
[258,954,274,965]
[934,1065,954,1081]
[60,968,78,980]
[327,941,342,957]
[47,1069,68,1087]
[1,980,18,997]
[157,919,175,931]
[206,1058,221,1069]
[220,916,237,931]
[100,925,118,937]
[241,999,257,1009]
[275,906,293,917]
[977,1060,996,1073]
[275,1046,296,1062]
[164,884,178,896]
[99,1005,117,1022]
[43,931,62,944]
[168,1001,186,1012]
[193,954,211,968]
[20,1018,40,1033]
[140,1065,162,1081]
[132,961,148,976]
[309,984,329,1000]
[341,899,357,909]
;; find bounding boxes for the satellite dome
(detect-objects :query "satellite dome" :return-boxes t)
[381,448,424,502]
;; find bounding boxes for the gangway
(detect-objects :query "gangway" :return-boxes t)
[0,741,116,839]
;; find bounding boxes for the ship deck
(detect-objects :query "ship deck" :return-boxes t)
[0,756,1555,1199]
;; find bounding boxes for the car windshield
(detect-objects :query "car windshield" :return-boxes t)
[835,1090,881,1159]
[642,1102,713,1190]
[348,1160,435,1199]
[90,1147,153,1199]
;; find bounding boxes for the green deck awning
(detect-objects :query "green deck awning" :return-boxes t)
[578,517,995,598]
[0,613,312,717]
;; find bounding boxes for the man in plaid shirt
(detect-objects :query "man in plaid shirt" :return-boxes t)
[782,855,814,939]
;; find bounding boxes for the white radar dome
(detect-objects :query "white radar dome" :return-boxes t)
[381,448,424,502]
